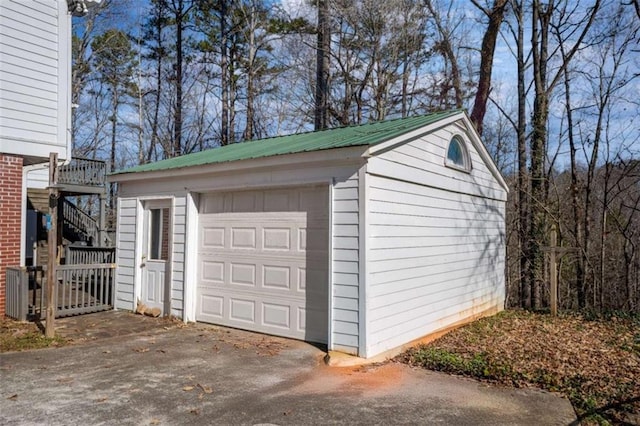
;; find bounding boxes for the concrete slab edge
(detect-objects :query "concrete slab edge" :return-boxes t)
[324,305,502,367]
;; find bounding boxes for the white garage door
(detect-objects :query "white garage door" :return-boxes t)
[196,186,329,343]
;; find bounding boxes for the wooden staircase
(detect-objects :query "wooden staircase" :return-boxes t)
[26,158,112,267]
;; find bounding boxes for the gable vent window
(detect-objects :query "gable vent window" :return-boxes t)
[446,135,471,172]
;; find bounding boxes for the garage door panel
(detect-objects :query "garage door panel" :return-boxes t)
[200,294,224,317]
[263,227,291,250]
[229,297,256,323]
[197,186,328,343]
[201,260,224,283]
[201,255,305,285]
[197,287,325,340]
[263,265,291,290]
[230,262,256,286]
[231,227,257,249]
[263,302,291,329]
[202,227,225,248]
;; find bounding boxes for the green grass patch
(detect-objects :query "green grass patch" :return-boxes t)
[0,318,67,352]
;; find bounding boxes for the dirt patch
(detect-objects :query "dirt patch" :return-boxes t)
[55,311,186,343]
[190,323,292,356]
[291,362,408,396]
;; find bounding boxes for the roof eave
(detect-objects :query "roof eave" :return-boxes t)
[108,145,368,184]
[364,111,466,157]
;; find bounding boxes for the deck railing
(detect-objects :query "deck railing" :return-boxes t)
[4,264,115,321]
[66,245,115,265]
[58,157,107,187]
[6,267,30,321]
[56,264,115,317]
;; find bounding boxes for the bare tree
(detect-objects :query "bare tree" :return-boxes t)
[527,0,600,309]
[315,0,330,130]
[469,0,509,135]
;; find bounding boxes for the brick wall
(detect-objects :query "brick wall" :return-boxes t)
[0,154,23,317]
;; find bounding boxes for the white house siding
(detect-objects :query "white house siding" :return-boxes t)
[170,195,187,317]
[114,151,365,352]
[331,173,360,354]
[365,124,507,356]
[0,0,69,161]
[26,167,49,189]
[114,197,138,310]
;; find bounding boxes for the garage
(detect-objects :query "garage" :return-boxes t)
[111,110,508,359]
[196,186,329,343]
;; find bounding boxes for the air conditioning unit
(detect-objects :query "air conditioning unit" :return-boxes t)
[67,0,102,17]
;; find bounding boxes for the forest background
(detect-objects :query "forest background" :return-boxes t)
[70,0,640,314]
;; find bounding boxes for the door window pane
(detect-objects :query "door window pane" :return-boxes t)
[149,208,169,260]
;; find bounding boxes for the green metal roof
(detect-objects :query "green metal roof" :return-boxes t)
[113,109,463,175]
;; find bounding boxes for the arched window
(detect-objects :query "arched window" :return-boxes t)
[446,135,471,171]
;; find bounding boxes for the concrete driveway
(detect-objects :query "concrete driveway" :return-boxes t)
[0,318,576,425]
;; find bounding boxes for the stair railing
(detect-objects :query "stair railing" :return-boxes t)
[62,199,100,244]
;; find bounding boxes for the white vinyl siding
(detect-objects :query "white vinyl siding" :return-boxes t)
[331,173,359,354]
[26,167,49,189]
[171,196,187,317]
[367,126,507,202]
[0,0,70,161]
[115,197,138,310]
[365,175,505,355]
[364,123,506,356]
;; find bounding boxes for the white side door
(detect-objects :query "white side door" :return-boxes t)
[141,200,171,314]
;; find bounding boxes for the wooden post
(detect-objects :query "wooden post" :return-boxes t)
[45,153,58,338]
[550,225,558,316]
[99,193,107,247]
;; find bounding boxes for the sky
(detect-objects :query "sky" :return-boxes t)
[73,0,640,171]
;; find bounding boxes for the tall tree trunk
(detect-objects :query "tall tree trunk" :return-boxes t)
[109,89,119,214]
[470,0,508,135]
[563,61,585,309]
[529,0,552,310]
[401,56,409,118]
[173,0,184,157]
[220,0,230,145]
[243,6,256,141]
[314,0,330,130]
[514,0,529,309]
[147,2,165,162]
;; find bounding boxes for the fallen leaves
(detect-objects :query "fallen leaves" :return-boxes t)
[182,382,213,399]
[399,310,640,424]
[197,383,213,394]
